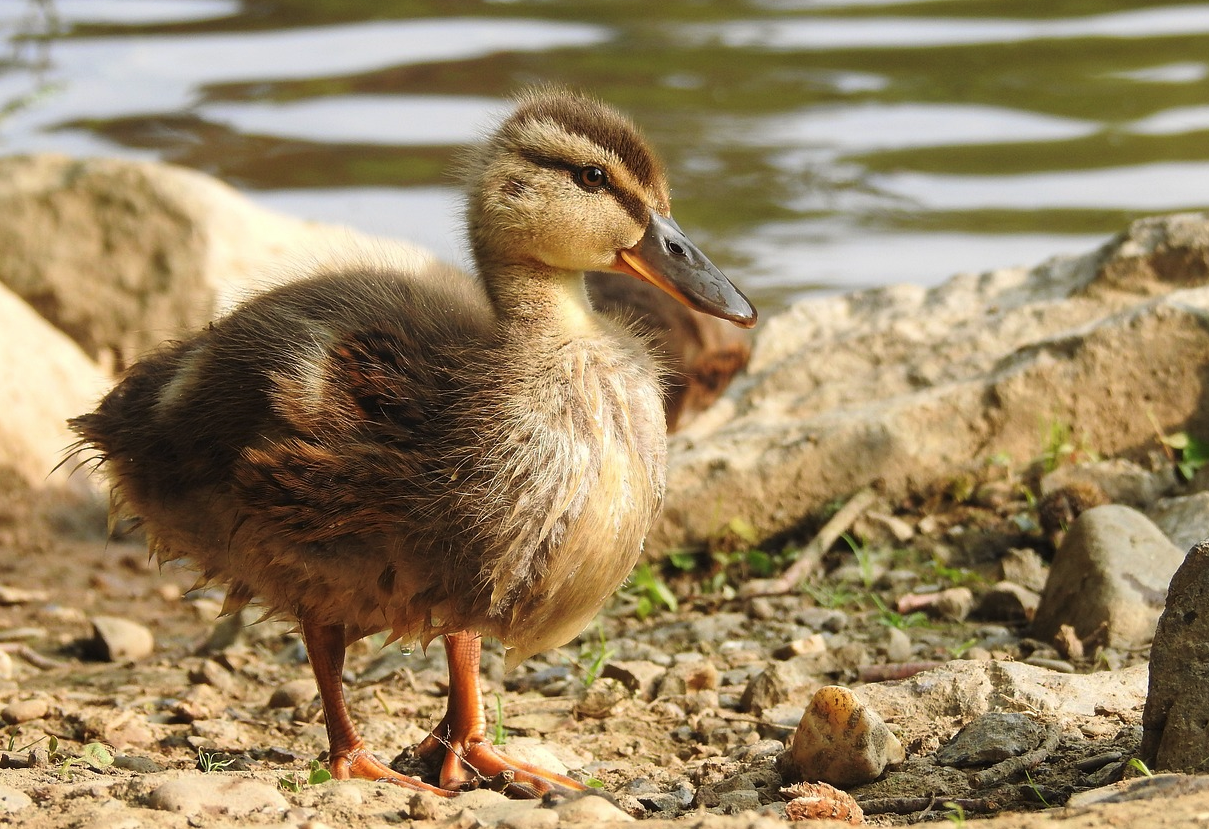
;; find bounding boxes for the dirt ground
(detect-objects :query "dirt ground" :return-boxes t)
[3,461,1209,828]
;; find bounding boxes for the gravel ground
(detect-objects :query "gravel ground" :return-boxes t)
[2,454,1206,828]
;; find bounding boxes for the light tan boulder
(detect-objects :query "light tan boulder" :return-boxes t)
[651,212,1209,553]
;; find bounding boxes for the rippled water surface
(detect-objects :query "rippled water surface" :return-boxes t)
[3,0,1209,313]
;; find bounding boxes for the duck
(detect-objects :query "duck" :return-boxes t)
[70,88,756,797]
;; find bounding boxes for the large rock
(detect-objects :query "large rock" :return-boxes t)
[651,212,1209,552]
[0,282,108,489]
[1032,505,1186,647]
[1143,540,1209,771]
[0,154,436,369]
[855,660,1148,748]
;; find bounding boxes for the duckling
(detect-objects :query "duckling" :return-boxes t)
[70,89,756,797]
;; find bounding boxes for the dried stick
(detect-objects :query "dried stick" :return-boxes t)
[742,487,877,596]
[969,723,1061,788]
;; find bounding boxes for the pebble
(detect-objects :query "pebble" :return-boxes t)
[885,627,912,662]
[113,754,163,773]
[782,685,905,788]
[269,678,316,708]
[1,696,49,724]
[145,774,288,816]
[656,659,718,697]
[1000,547,1049,593]
[87,615,155,661]
[0,649,11,681]
[978,581,1041,622]
[771,634,826,661]
[781,781,864,824]
[935,712,1044,767]
[189,658,239,695]
[1033,505,1184,647]
[741,657,820,715]
[0,783,32,813]
[549,791,634,823]
[600,660,666,700]
[1147,491,1209,555]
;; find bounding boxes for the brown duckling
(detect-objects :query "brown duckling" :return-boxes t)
[70,89,755,797]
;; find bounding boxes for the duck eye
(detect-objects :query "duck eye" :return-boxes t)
[575,166,607,190]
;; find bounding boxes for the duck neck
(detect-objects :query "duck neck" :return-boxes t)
[481,262,600,342]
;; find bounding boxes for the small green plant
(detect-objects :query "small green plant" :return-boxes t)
[1128,757,1155,778]
[619,562,678,620]
[1038,419,1098,472]
[842,534,877,589]
[1159,431,1209,481]
[492,693,507,746]
[578,623,615,688]
[585,776,605,788]
[944,801,966,826]
[49,737,113,781]
[280,760,332,792]
[801,582,859,610]
[947,638,979,659]
[868,593,928,629]
[931,559,982,588]
[198,749,236,773]
[1024,770,1051,807]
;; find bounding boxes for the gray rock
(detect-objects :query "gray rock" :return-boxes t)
[145,774,288,817]
[935,712,1044,767]
[601,660,667,701]
[1143,540,1209,771]
[885,626,912,662]
[87,615,155,662]
[650,213,1209,555]
[1147,492,1209,555]
[1033,505,1185,647]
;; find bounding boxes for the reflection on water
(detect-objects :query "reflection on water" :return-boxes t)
[3,0,1209,313]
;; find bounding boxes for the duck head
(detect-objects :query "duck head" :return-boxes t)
[464,89,757,329]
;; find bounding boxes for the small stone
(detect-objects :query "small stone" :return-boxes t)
[1,697,49,724]
[549,791,634,822]
[741,656,821,715]
[189,658,239,695]
[1034,505,1185,647]
[113,755,163,773]
[771,634,826,661]
[574,678,628,718]
[656,660,718,697]
[1000,548,1049,593]
[269,679,316,708]
[782,685,905,788]
[409,789,451,820]
[146,774,288,816]
[0,650,12,681]
[935,712,1044,767]
[0,783,32,813]
[978,581,1041,622]
[87,615,155,661]
[601,660,665,701]
[885,627,912,662]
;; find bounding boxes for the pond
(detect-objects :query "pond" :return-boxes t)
[3,0,1208,314]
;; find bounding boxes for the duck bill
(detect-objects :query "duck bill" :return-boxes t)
[613,212,757,328]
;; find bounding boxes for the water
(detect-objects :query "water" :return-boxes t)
[3,0,1208,315]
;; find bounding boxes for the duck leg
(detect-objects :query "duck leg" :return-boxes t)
[301,619,451,795]
[416,631,586,797]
